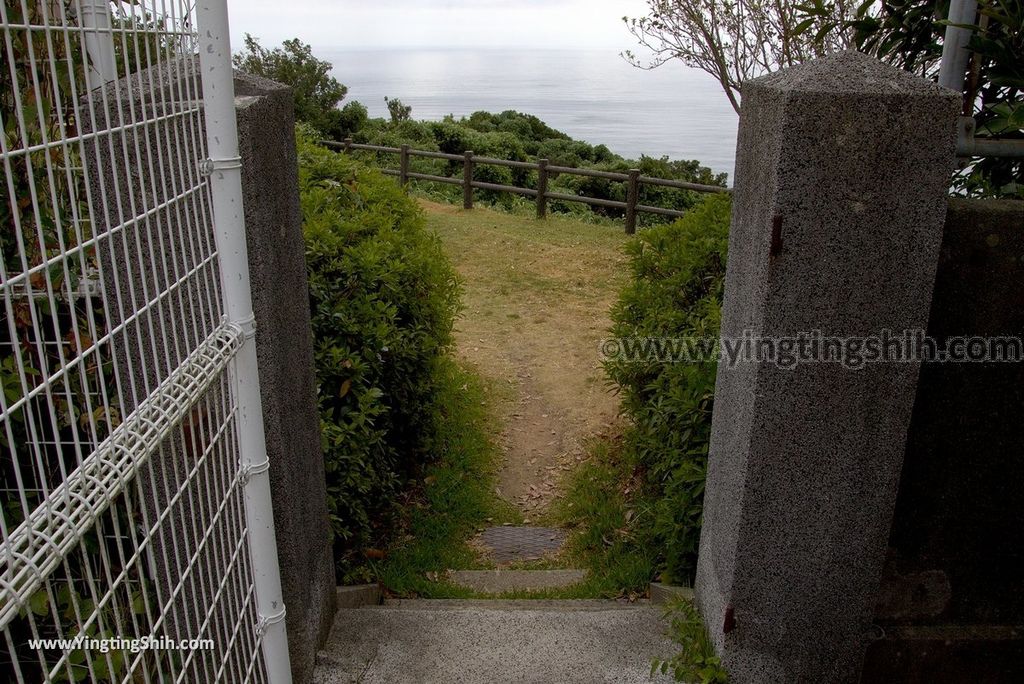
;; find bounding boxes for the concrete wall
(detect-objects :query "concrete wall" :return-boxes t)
[864,198,1024,683]
[234,71,336,684]
[84,57,236,651]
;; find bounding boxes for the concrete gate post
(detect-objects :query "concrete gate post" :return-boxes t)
[694,51,959,682]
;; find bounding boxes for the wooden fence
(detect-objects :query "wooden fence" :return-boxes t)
[322,138,730,234]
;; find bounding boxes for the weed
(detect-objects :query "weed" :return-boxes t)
[653,598,729,683]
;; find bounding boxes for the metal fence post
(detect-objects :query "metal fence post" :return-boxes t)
[938,0,978,93]
[196,2,293,682]
[463,150,475,209]
[400,144,410,187]
[625,169,640,234]
[343,137,353,154]
[536,158,549,219]
[79,0,117,85]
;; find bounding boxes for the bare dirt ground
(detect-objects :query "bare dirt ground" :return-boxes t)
[420,199,629,518]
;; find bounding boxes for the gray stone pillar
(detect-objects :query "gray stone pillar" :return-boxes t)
[234,71,336,684]
[694,52,959,682]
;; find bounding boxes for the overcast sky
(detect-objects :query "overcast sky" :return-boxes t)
[226,0,652,51]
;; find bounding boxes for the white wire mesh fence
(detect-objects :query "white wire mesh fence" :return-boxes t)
[1,2,287,682]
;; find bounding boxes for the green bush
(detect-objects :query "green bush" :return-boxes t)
[337,101,369,137]
[604,193,731,584]
[296,127,461,577]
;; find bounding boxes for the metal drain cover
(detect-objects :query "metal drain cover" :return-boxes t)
[476,526,567,564]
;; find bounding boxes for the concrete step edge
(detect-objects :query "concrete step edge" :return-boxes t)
[355,598,655,611]
[446,568,589,593]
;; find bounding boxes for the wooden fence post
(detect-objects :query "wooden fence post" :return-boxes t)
[343,137,352,154]
[399,144,410,188]
[463,150,475,210]
[536,158,549,219]
[625,169,640,234]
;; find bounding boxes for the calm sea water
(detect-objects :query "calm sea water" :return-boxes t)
[318,48,739,181]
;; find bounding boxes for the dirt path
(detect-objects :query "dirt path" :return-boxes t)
[420,200,629,518]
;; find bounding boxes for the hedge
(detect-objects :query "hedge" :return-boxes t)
[605,193,731,584]
[296,127,460,577]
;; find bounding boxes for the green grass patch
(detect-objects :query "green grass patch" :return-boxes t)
[370,361,658,601]
[550,438,660,599]
[438,436,661,601]
[374,358,520,597]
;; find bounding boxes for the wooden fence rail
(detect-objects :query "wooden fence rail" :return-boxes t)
[322,138,729,234]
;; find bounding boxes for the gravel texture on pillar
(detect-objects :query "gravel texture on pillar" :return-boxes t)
[694,51,959,683]
[234,71,336,684]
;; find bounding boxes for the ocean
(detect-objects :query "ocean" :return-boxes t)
[318,48,739,182]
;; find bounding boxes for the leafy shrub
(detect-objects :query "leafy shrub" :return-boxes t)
[385,96,413,123]
[337,101,369,137]
[604,193,731,584]
[296,127,460,577]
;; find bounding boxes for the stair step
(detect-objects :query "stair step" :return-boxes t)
[314,599,675,683]
[447,568,587,593]
[376,598,648,611]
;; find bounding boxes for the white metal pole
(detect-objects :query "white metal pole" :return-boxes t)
[78,0,118,85]
[195,2,293,682]
[938,0,978,91]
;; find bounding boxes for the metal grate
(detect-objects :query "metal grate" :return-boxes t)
[476,527,567,565]
[1,1,289,682]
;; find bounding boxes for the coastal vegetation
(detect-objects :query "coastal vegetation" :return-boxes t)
[255,36,735,593]
[341,107,729,227]
[561,194,731,587]
[253,26,737,679]
[232,36,729,226]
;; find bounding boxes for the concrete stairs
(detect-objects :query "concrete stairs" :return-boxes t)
[313,598,676,684]
[447,568,588,593]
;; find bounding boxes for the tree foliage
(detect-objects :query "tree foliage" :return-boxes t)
[385,96,413,123]
[798,0,1023,197]
[232,35,348,136]
[337,100,369,137]
[625,2,1021,196]
[624,0,857,113]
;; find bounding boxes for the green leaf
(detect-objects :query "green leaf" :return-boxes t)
[793,18,816,36]
[29,590,50,617]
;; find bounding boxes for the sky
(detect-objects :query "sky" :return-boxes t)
[226,0,652,51]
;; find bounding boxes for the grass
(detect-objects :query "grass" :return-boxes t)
[373,357,520,597]
[377,428,661,600]
[416,196,629,321]
[373,198,657,600]
[550,438,660,598]
[361,195,718,680]
[653,598,729,683]
[418,199,630,517]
